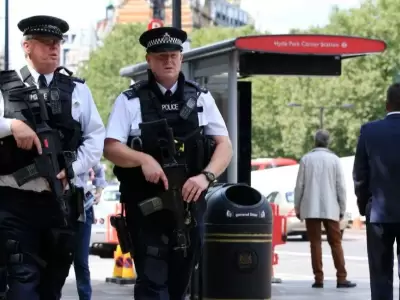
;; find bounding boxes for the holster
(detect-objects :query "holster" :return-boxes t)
[49,228,76,263]
[69,187,84,223]
[110,207,133,254]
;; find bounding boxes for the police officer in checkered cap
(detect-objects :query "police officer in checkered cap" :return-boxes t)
[104,26,232,299]
[0,15,105,300]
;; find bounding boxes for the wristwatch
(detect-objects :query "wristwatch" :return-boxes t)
[201,171,216,183]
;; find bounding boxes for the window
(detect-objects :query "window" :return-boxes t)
[285,191,295,203]
[265,192,278,203]
[102,190,121,201]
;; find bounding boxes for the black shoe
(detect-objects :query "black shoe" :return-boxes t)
[337,280,357,288]
[312,282,324,288]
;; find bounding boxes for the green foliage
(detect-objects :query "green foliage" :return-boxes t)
[79,0,400,170]
[251,0,400,159]
[78,23,147,123]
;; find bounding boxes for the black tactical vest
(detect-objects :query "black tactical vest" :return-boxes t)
[114,74,209,203]
[0,66,84,176]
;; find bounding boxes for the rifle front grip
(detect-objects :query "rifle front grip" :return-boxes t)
[138,196,163,216]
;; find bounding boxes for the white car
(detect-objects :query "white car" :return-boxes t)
[90,185,120,258]
[266,190,351,241]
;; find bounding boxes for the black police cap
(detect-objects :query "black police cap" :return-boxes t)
[139,27,187,53]
[18,15,69,40]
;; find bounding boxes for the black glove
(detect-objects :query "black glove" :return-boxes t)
[357,199,366,216]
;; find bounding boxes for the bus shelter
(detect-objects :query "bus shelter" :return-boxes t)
[119,34,386,184]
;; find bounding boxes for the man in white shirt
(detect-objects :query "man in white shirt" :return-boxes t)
[0,15,105,300]
[104,27,232,300]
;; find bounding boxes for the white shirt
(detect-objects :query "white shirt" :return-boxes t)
[106,81,229,143]
[0,65,106,192]
[387,112,400,116]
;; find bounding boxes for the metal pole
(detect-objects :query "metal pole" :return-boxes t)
[153,0,164,20]
[227,50,238,183]
[319,107,324,129]
[172,0,182,29]
[4,0,9,70]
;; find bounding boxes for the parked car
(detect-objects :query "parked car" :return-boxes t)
[251,157,297,171]
[90,185,120,258]
[265,190,351,241]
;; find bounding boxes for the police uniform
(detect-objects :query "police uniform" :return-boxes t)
[106,27,228,299]
[0,15,105,300]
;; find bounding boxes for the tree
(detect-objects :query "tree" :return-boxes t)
[78,23,147,123]
[273,0,400,158]
[249,0,400,159]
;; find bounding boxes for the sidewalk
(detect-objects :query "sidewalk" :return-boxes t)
[62,280,388,299]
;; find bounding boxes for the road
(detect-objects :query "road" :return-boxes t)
[61,230,397,299]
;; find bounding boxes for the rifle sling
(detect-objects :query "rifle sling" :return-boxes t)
[12,151,77,187]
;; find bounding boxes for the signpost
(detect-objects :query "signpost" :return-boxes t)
[235,35,386,55]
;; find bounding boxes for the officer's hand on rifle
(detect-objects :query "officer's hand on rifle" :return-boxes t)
[182,174,209,203]
[141,154,169,190]
[56,169,69,191]
[10,120,42,154]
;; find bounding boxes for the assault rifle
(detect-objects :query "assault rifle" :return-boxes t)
[12,88,76,227]
[137,119,190,256]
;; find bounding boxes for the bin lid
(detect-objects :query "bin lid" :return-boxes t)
[204,183,273,225]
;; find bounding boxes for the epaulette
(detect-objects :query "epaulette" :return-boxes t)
[123,80,148,100]
[185,79,208,93]
[57,72,85,84]
[70,76,85,84]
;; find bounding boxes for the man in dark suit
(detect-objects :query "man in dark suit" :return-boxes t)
[353,82,400,300]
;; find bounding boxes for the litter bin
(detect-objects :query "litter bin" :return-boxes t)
[200,183,273,299]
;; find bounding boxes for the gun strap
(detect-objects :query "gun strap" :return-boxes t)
[20,66,36,87]
[12,163,40,187]
[12,150,77,187]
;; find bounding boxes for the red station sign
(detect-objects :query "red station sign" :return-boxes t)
[148,19,164,30]
[235,35,387,55]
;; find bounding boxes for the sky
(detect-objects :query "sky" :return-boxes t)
[0,0,363,68]
[0,0,112,68]
[241,0,363,33]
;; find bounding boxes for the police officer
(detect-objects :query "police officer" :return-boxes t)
[104,27,232,299]
[0,15,105,300]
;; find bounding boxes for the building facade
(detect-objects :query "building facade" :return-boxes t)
[209,0,249,27]
[60,28,98,74]
[97,0,252,34]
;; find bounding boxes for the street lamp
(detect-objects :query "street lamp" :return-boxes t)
[287,102,354,129]
[106,2,115,20]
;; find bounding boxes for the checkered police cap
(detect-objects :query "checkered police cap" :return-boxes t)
[139,27,187,53]
[18,15,69,40]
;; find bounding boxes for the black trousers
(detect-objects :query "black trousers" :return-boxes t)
[0,187,75,300]
[125,200,205,300]
[367,221,400,300]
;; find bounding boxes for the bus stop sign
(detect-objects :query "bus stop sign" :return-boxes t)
[148,19,163,30]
